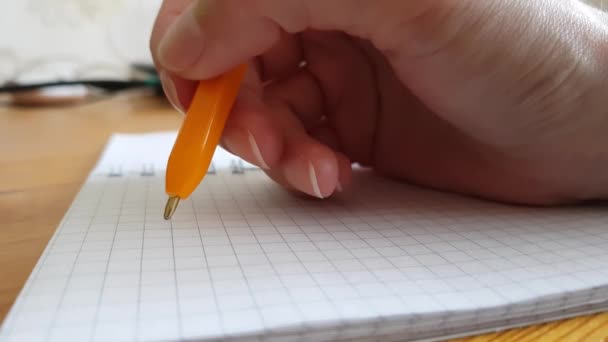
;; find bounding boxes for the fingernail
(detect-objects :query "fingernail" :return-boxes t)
[247,131,270,170]
[284,160,325,199]
[336,181,343,193]
[159,70,184,113]
[158,9,205,72]
[308,161,324,199]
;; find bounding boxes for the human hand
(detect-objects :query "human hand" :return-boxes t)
[151,0,608,204]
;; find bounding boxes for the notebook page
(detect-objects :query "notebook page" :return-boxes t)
[1,132,608,342]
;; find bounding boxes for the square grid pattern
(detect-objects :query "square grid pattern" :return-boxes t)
[1,166,607,342]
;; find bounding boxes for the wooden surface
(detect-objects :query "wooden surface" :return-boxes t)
[1,93,607,341]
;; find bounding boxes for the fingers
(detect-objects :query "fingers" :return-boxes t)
[257,31,304,82]
[151,0,198,112]
[156,0,283,78]
[262,136,351,198]
[221,84,282,170]
[151,0,305,111]
[301,32,378,164]
[280,139,341,199]
[152,0,431,80]
[263,69,325,129]
[150,0,193,64]
[221,76,350,198]
[158,70,197,113]
[263,149,351,198]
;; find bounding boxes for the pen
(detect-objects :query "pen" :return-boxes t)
[163,64,248,219]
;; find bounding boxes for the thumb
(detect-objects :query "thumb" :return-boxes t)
[151,0,437,79]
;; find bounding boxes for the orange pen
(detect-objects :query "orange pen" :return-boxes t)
[163,64,247,219]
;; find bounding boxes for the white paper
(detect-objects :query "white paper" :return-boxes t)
[1,132,607,342]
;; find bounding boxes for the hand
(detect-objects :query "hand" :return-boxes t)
[150,0,608,204]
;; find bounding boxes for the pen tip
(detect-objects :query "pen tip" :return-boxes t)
[164,196,180,220]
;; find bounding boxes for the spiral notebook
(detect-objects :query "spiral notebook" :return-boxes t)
[1,132,608,342]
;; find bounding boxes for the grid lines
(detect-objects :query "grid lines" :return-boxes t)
[1,158,608,342]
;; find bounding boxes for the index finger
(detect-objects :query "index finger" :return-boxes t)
[150,0,198,112]
[150,0,194,69]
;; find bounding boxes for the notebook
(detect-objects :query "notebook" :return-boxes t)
[1,132,608,342]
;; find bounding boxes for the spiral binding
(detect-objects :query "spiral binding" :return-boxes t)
[230,160,245,174]
[105,160,259,177]
[208,162,217,175]
[108,165,122,177]
[140,163,155,177]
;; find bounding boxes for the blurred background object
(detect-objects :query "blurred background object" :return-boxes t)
[0,0,164,107]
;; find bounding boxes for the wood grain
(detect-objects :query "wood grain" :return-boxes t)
[1,94,607,341]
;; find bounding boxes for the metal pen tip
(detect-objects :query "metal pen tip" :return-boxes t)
[164,196,180,220]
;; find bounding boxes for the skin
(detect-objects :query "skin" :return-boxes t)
[150,0,608,205]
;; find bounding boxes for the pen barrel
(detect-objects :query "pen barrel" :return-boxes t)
[165,65,247,199]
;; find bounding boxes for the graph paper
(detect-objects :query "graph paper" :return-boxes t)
[1,132,608,342]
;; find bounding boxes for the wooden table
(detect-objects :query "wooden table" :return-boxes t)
[1,93,607,341]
